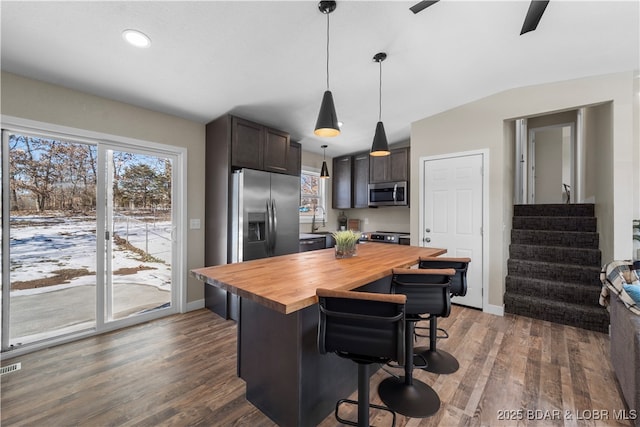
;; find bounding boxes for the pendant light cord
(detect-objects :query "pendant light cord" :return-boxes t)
[326,12,330,90]
[378,60,383,121]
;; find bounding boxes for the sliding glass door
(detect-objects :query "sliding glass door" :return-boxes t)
[3,132,98,348]
[2,129,179,352]
[103,148,174,322]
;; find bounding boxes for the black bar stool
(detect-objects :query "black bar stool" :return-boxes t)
[317,288,407,427]
[414,257,470,374]
[378,268,454,418]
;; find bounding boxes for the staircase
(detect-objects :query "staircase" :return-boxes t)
[504,204,609,333]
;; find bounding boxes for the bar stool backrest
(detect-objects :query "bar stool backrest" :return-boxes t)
[317,289,406,365]
[390,268,454,316]
[418,257,470,297]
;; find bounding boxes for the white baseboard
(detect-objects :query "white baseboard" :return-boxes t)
[186,299,205,312]
[483,303,504,316]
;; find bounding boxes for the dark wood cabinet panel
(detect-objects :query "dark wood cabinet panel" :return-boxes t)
[390,148,409,182]
[369,147,409,183]
[332,155,352,209]
[263,127,290,173]
[352,152,370,208]
[369,155,388,183]
[230,116,299,176]
[232,117,264,170]
[286,141,301,176]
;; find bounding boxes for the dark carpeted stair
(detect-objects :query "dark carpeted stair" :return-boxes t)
[504,204,609,333]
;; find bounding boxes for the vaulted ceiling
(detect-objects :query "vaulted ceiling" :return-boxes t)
[1,1,638,156]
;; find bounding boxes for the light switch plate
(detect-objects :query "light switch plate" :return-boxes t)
[189,219,201,230]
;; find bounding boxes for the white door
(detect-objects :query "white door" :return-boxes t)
[422,153,483,308]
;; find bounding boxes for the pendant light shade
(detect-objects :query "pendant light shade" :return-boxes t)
[315,91,340,137]
[370,121,390,157]
[314,1,340,137]
[370,52,391,156]
[320,144,330,178]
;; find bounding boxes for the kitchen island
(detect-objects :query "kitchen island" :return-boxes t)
[191,242,446,427]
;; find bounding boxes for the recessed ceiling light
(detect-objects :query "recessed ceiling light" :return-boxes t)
[122,29,151,48]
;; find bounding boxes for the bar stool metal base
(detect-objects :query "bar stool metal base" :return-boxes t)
[378,376,440,418]
[414,346,460,374]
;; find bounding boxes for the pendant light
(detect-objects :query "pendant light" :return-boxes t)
[320,145,330,178]
[370,52,391,157]
[314,1,340,137]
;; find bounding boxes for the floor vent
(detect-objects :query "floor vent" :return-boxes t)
[0,362,21,376]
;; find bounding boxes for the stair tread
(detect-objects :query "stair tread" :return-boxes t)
[506,275,601,288]
[505,293,607,315]
[510,243,600,252]
[513,204,595,217]
[508,258,601,270]
[504,293,609,333]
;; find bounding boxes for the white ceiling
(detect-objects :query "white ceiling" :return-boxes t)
[1,1,638,157]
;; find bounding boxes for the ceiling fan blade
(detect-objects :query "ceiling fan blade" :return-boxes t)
[520,0,549,35]
[410,0,440,14]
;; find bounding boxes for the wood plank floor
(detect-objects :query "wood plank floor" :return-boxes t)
[1,306,633,426]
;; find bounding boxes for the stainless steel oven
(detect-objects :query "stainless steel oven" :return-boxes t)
[368,181,408,207]
[361,231,410,245]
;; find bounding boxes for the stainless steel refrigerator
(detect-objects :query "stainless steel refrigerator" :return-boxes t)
[231,169,300,263]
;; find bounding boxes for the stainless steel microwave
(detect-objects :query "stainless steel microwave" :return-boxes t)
[368,181,408,207]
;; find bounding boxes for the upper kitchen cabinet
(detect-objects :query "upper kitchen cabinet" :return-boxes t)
[263,127,291,174]
[352,152,370,208]
[231,116,299,176]
[332,155,352,209]
[369,147,410,183]
[332,152,369,209]
[231,117,263,170]
[286,141,302,177]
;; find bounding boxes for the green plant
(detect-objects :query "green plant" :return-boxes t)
[332,230,360,248]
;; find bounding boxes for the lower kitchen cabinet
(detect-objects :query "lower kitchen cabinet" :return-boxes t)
[299,237,326,252]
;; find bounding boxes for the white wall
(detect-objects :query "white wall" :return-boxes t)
[411,71,638,307]
[1,72,207,304]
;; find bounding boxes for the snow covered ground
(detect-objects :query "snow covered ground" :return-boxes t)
[10,215,171,296]
[8,215,172,341]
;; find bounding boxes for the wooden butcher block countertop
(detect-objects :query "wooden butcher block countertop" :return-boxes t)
[191,243,446,314]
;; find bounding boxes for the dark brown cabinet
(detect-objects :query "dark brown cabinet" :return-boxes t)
[298,237,326,252]
[287,141,301,177]
[332,155,352,209]
[331,147,410,209]
[231,116,298,176]
[332,152,369,209]
[369,147,410,183]
[352,152,370,208]
[231,117,263,170]
[263,127,290,173]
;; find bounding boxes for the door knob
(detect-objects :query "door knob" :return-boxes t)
[424,237,431,243]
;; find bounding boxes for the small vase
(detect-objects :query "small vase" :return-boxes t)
[335,245,357,259]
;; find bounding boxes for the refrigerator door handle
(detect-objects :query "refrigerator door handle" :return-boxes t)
[271,199,277,253]
[265,200,272,257]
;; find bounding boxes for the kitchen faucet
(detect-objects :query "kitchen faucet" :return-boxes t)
[311,206,326,233]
